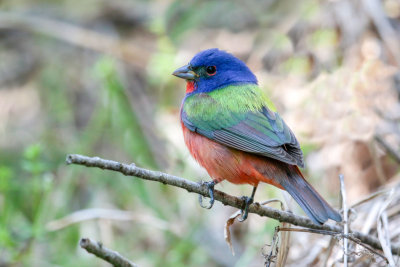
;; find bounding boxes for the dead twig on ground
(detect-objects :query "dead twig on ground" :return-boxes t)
[377,189,396,266]
[277,227,388,264]
[339,174,349,266]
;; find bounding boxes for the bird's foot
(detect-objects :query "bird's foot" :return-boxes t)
[198,181,216,209]
[238,196,254,222]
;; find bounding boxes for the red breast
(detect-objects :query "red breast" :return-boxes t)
[180,121,284,189]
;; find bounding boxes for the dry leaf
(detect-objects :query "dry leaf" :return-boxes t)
[224,210,241,256]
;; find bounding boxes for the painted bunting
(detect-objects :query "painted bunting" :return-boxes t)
[172,48,341,224]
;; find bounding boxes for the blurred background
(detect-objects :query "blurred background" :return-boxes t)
[1,0,400,266]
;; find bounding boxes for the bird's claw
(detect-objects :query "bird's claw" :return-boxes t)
[198,181,216,209]
[238,196,254,222]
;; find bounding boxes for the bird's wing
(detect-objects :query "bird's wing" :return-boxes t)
[182,103,304,167]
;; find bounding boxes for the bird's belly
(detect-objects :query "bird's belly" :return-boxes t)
[181,123,283,188]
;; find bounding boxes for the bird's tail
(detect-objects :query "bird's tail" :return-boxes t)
[279,166,342,224]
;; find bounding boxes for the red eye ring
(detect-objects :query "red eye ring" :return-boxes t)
[206,65,217,76]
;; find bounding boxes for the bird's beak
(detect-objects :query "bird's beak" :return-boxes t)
[172,64,197,80]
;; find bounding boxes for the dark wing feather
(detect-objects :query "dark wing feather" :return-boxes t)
[181,106,305,167]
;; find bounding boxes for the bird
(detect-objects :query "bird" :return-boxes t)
[172,48,341,224]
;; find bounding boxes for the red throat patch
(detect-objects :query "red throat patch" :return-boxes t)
[186,81,195,94]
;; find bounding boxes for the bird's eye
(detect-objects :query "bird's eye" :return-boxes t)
[206,66,217,76]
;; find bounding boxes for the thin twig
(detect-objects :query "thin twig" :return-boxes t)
[322,237,337,267]
[276,221,291,267]
[375,135,400,164]
[278,227,388,264]
[66,154,400,255]
[80,238,138,267]
[0,12,150,68]
[339,174,349,266]
[265,227,280,267]
[377,189,396,266]
[363,0,400,66]
[46,208,178,234]
[351,189,389,209]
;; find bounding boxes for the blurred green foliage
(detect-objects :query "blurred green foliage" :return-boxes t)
[0,144,53,264]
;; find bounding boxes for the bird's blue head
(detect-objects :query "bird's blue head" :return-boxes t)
[173,48,258,94]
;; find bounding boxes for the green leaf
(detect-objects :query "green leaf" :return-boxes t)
[23,144,42,161]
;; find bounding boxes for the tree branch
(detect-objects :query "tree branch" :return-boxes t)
[66,154,400,255]
[80,238,138,267]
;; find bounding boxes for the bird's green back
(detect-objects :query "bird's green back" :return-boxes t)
[181,84,304,167]
[184,84,269,115]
